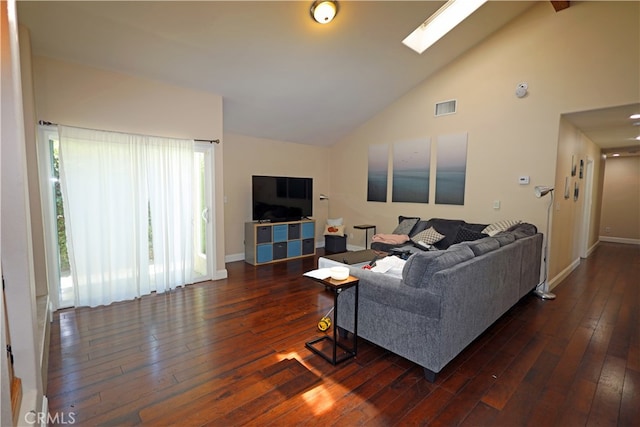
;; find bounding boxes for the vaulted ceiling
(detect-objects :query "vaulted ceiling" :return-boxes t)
[17,1,638,152]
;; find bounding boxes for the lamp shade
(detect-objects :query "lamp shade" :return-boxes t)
[311,1,338,24]
[534,186,554,198]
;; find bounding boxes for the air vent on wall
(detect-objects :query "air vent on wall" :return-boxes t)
[435,99,457,116]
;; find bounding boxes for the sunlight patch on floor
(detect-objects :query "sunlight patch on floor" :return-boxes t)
[276,350,361,416]
[301,383,336,416]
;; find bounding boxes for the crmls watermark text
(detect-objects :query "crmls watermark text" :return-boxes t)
[25,411,77,425]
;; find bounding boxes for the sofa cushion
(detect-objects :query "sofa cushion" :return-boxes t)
[402,245,475,288]
[493,232,516,246]
[393,217,420,235]
[409,220,431,237]
[426,218,467,249]
[463,237,500,256]
[411,227,446,245]
[462,222,490,233]
[452,226,488,244]
[509,222,538,239]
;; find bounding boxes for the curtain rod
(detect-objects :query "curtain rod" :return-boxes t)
[38,120,220,144]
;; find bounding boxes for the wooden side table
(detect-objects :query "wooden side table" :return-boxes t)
[305,275,359,365]
[354,224,376,249]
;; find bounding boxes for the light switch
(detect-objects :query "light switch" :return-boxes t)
[493,200,500,210]
[518,176,530,185]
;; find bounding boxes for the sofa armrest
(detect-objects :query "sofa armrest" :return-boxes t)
[346,266,441,318]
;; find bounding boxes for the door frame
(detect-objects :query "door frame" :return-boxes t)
[580,157,595,258]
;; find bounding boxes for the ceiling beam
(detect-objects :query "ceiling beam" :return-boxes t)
[550,1,570,12]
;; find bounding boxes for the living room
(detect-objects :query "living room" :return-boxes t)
[2,0,638,425]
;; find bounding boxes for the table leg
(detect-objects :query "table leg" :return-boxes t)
[364,227,376,249]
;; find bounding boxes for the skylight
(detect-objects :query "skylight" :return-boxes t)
[402,0,488,54]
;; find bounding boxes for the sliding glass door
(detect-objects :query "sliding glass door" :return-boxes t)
[38,127,74,309]
[192,143,214,282]
[38,127,216,309]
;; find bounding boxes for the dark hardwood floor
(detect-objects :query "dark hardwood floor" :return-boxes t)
[46,242,639,426]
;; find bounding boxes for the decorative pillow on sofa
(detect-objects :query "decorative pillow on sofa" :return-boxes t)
[392,217,420,235]
[481,219,521,236]
[324,224,345,236]
[452,227,488,244]
[409,220,430,237]
[410,227,446,245]
[423,218,467,250]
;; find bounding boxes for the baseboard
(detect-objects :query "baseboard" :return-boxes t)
[585,240,600,257]
[599,236,640,245]
[225,253,245,263]
[548,257,581,291]
[214,268,228,280]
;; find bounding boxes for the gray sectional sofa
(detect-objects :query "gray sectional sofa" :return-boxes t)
[335,221,543,381]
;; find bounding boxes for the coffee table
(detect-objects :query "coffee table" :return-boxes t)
[318,249,384,269]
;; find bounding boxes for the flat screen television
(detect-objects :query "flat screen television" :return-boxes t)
[252,175,313,222]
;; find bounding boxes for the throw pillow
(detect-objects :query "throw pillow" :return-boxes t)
[452,227,488,244]
[324,224,344,236]
[327,217,343,226]
[481,219,522,236]
[392,217,419,235]
[410,227,446,245]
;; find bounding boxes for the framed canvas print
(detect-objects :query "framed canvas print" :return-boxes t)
[392,138,431,203]
[367,144,388,202]
[435,133,468,205]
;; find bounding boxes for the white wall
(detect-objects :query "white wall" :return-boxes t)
[326,1,639,282]
[222,133,330,259]
[1,0,44,421]
[31,55,228,279]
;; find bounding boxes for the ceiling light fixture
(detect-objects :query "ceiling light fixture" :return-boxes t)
[403,0,488,54]
[311,1,338,24]
[630,113,640,119]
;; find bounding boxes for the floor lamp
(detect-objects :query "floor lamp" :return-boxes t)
[534,185,556,300]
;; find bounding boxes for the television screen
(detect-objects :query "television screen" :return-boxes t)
[252,175,313,222]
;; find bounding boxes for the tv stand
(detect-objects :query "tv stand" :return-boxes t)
[245,219,316,265]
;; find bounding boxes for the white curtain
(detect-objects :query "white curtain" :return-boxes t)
[58,126,194,307]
